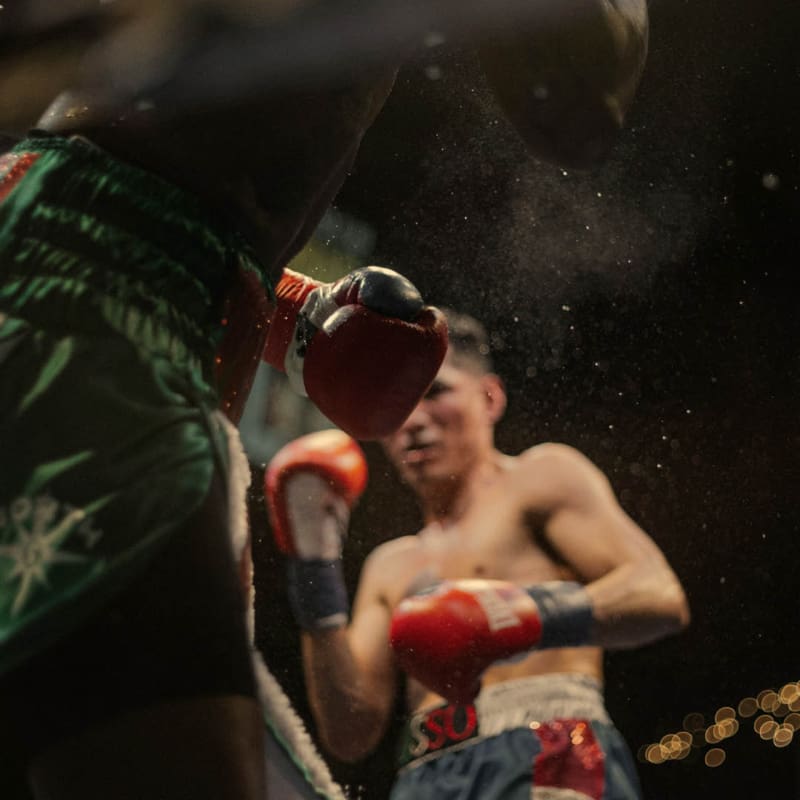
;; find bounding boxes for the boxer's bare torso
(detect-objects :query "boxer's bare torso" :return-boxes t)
[356,447,604,716]
[297,326,687,764]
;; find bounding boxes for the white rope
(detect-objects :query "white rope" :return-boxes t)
[214,410,348,800]
[214,410,255,637]
[252,648,349,800]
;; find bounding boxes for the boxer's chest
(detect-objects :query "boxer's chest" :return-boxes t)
[412,480,575,591]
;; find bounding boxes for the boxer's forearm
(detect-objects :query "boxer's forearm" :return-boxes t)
[585,560,690,649]
[301,630,389,762]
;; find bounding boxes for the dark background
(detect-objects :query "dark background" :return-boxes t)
[253,0,800,797]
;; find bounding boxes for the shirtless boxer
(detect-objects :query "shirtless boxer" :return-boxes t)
[266,309,690,799]
[1,2,648,796]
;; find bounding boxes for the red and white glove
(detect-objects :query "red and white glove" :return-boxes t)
[389,579,594,704]
[263,267,448,440]
[265,429,368,630]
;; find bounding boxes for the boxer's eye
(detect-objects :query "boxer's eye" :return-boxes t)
[425,382,448,399]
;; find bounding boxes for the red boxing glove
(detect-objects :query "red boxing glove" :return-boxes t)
[263,267,448,440]
[265,429,368,630]
[390,579,594,704]
[265,429,368,557]
[390,580,543,704]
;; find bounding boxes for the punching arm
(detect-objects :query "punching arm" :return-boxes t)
[265,431,397,759]
[521,444,690,649]
[390,578,594,704]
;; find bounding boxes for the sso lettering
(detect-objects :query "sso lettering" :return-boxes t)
[408,705,478,757]
[445,705,478,742]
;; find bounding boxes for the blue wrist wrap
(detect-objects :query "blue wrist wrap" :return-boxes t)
[526,581,595,649]
[287,559,349,631]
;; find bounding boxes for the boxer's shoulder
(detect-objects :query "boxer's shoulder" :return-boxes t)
[510,443,610,508]
[518,442,593,469]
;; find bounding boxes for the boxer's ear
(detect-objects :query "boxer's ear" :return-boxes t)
[481,373,507,424]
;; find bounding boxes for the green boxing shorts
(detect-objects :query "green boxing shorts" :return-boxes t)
[0,133,270,684]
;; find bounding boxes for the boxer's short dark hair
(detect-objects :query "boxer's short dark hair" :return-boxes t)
[441,308,494,374]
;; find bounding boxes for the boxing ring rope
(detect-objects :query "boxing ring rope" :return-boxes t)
[217,410,347,799]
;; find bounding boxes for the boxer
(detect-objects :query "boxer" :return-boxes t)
[266,309,690,799]
[0,135,444,800]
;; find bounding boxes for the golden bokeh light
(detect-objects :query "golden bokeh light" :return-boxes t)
[644,679,799,768]
[645,744,665,764]
[757,719,778,741]
[704,748,726,767]
[645,733,691,763]
[779,683,799,706]
[753,714,773,734]
[758,690,779,713]
[773,725,794,748]
[715,706,736,723]
[737,697,758,718]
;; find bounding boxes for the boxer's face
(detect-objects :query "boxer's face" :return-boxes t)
[381,353,503,489]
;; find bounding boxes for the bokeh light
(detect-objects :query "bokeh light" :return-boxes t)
[643,680,799,767]
[737,697,758,717]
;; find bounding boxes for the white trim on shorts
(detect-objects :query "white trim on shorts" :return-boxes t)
[401,673,611,772]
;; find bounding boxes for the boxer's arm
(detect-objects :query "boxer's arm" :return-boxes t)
[264,431,399,760]
[301,544,400,762]
[521,443,690,648]
[478,0,648,167]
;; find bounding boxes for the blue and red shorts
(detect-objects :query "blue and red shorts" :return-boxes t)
[393,674,641,800]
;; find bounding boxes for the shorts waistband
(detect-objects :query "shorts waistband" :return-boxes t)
[0,134,271,372]
[398,673,610,771]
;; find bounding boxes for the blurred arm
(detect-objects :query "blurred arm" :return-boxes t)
[301,546,399,762]
[523,443,689,648]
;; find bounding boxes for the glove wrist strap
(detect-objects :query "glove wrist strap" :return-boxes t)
[287,558,349,631]
[526,581,594,648]
[262,268,319,374]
